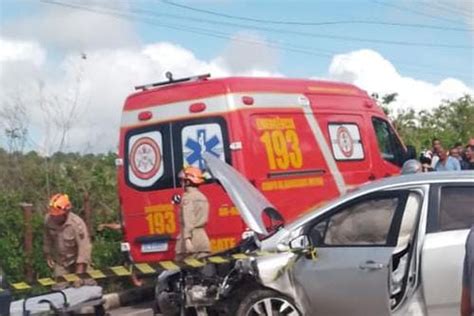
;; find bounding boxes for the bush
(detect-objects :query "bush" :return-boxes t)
[0,151,124,291]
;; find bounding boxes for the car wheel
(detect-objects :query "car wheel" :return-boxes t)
[236,289,301,316]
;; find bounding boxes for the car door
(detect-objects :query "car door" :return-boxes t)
[422,184,474,316]
[292,190,412,316]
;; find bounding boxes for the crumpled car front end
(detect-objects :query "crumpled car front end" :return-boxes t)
[248,251,309,314]
[156,153,306,315]
[155,230,262,313]
[156,247,309,315]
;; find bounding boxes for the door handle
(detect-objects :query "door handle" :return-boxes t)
[368,174,376,181]
[359,260,384,271]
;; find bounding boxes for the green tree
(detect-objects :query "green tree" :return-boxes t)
[380,94,473,152]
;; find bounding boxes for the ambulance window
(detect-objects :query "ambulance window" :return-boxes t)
[328,123,365,160]
[124,124,174,191]
[173,116,231,172]
[372,117,404,167]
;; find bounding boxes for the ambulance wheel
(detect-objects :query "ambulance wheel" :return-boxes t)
[236,289,301,316]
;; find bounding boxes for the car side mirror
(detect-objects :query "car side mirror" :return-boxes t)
[405,145,416,161]
[289,235,311,251]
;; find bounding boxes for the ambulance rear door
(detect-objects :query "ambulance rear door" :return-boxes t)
[123,115,245,260]
[172,116,247,252]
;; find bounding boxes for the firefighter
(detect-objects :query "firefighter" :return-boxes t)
[175,166,211,261]
[43,194,92,287]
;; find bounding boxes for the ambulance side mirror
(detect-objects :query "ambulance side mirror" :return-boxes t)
[405,145,417,161]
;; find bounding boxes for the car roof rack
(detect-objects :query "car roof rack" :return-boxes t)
[134,72,211,91]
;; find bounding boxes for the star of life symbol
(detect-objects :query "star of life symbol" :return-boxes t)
[184,128,223,170]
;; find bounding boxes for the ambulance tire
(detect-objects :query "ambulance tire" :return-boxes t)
[236,289,301,316]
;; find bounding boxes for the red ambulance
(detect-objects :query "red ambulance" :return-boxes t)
[117,74,413,263]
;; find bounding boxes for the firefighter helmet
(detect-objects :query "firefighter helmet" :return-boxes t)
[179,166,205,185]
[49,193,72,216]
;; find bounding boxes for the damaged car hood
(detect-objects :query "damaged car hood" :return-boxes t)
[203,153,283,236]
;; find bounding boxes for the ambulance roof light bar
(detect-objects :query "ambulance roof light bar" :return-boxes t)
[134,72,211,91]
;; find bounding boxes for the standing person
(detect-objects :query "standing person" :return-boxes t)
[460,145,470,170]
[431,138,443,169]
[451,147,463,162]
[159,167,211,316]
[175,166,211,261]
[461,227,474,316]
[435,148,461,171]
[455,142,465,155]
[419,151,434,172]
[43,194,92,287]
[464,145,474,170]
[455,142,466,163]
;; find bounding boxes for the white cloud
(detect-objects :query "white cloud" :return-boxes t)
[328,49,473,111]
[0,37,46,66]
[0,36,281,154]
[215,31,279,74]
[1,38,471,154]
[1,0,138,51]
[0,38,46,127]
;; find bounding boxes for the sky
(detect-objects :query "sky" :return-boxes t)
[0,0,473,153]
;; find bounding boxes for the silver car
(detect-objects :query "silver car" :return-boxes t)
[157,154,474,316]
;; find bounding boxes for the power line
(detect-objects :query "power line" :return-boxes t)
[39,0,474,81]
[142,3,473,49]
[422,1,474,18]
[126,6,338,54]
[161,0,470,32]
[40,0,333,58]
[44,0,473,49]
[121,3,474,78]
[372,0,467,25]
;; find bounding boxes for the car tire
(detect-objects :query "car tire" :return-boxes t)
[236,289,301,316]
